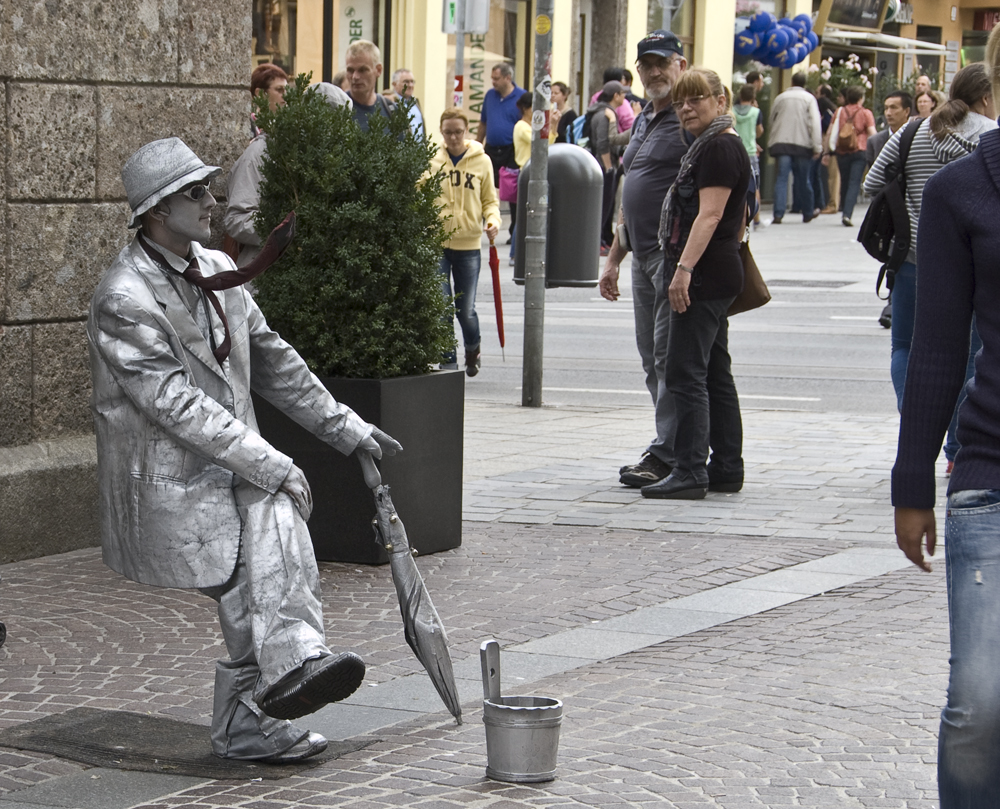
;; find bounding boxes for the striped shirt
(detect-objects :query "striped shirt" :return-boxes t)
[864,114,995,265]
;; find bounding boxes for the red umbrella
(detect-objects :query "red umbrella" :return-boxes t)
[489,237,505,361]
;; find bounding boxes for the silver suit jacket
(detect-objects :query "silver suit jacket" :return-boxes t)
[87,236,371,589]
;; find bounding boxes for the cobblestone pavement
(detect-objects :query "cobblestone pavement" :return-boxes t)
[0,550,945,807]
[0,510,949,807]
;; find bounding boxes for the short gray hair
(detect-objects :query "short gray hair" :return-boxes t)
[392,68,413,84]
[346,39,381,66]
[492,62,513,79]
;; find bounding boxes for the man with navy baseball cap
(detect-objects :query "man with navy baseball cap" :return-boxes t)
[600,31,747,495]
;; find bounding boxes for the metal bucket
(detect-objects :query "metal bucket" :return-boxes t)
[482,695,563,782]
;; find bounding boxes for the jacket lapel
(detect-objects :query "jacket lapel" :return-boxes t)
[126,239,232,388]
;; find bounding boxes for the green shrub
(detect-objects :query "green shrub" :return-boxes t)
[251,74,454,378]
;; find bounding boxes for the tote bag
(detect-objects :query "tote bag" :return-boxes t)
[498,166,520,203]
[729,235,770,316]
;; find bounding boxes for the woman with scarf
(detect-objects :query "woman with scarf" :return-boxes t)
[641,68,750,501]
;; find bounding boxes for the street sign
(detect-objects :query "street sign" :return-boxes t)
[442,0,489,34]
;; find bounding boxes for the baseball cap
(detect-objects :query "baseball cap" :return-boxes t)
[602,80,626,97]
[636,30,684,61]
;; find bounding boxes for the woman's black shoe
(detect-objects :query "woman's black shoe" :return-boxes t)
[640,470,708,500]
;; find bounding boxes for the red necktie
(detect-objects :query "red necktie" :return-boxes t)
[139,212,296,365]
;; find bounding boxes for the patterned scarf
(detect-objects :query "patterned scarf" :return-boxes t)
[658,113,734,265]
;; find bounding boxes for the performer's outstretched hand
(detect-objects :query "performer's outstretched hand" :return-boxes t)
[280,463,313,521]
[355,428,403,488]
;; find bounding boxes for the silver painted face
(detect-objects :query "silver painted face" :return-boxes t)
[157,183,216,244]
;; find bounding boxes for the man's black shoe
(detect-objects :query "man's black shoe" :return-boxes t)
[260,653,366,721]
[641,470,708,500]
[620,453,671,488]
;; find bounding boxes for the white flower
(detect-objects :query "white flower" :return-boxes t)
[808,63,820,73]
[821,70,831,80]
[869,66,879,74]
[821,59,832,68]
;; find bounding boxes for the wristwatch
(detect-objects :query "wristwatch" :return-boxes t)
[677,263,695,274]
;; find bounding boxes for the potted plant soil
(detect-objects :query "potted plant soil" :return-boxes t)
[250,75,462,564]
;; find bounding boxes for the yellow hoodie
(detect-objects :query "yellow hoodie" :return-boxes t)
[427,140,502,251]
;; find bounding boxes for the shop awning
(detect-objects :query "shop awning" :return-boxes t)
[821,28,949,56]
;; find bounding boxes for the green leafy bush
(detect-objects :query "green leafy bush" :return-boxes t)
[251,74,453,378]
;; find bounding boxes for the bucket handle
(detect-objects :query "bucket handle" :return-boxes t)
[481,639,501,702]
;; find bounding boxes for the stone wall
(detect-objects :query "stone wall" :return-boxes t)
[0,0,252,563]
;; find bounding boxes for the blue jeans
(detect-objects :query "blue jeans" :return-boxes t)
[809,157,826,211]
[836,150,866,221]
[890,262,917,408]
[664,296,743,480]
[893,261,980,460]
[939,489,1000,805]
[773,154,813,219]
[439,248,481,366]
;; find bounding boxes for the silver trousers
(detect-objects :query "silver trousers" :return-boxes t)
[200,481,330,759]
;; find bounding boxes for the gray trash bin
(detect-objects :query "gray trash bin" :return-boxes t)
[513,143,604,288]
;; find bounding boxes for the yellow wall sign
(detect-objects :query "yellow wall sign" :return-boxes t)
[535,15,551,35]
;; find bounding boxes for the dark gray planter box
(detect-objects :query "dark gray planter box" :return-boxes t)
[252,370,464,564]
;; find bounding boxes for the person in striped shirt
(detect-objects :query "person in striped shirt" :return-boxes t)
[863,62,996,457]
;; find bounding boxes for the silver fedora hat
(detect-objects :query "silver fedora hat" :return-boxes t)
[122,137,222,228]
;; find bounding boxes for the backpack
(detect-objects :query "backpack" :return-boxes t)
[578,107,603,153]
[835,108,860,154]
[856,118,922,298]
[568,113,586,145]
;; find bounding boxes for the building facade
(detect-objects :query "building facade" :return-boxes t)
[253,0,737,139]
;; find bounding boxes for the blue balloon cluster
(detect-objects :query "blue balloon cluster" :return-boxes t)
[735,12,819,70]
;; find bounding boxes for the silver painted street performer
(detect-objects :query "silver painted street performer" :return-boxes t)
[87,138,401,763]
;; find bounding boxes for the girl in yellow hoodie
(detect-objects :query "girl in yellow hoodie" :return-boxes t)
[428,108,502,376]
